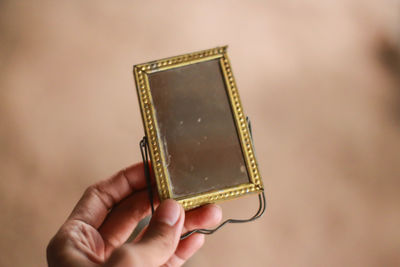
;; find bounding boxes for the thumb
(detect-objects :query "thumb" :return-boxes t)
[106,199,184,267]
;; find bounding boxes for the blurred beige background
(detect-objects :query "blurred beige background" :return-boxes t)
[1,1,400,266]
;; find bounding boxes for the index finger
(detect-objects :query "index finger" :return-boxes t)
[68,162,148,228]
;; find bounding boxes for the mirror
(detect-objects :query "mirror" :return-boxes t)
[134,46,263,210]
[148,58,249,198]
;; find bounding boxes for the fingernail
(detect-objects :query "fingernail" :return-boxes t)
[158,199,181,226]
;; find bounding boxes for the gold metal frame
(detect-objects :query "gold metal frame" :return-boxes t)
[133,46,263,210]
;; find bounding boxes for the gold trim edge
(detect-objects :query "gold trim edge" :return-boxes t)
[133,46,264,210]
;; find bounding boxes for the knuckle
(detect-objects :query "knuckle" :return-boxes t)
[86,183,101,195]
[85,183,114,209]
[84,184,98,196]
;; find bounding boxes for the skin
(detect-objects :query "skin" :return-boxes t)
[47,162,222,267]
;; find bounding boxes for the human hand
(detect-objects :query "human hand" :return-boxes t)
[47,163,222,267]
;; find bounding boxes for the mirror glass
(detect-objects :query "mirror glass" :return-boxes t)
[148,59,250,198]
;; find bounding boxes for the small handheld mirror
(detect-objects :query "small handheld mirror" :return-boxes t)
[133,46,263,211]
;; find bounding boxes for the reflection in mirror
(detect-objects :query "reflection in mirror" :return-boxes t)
[148,59,249,198]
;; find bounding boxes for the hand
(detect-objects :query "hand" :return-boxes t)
[47,163,222,267]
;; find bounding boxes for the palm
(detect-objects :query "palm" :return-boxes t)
[47,163,222,267]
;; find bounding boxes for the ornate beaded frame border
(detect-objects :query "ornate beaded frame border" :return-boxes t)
[133,46,263,210]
